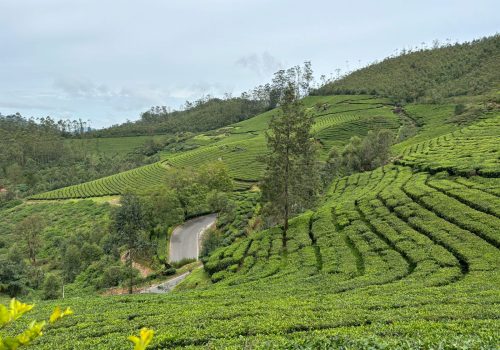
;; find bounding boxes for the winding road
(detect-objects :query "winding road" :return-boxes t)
[169,213,217,263]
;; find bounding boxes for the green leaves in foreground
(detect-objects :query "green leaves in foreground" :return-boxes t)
[128,328,154,350]
[0,299,73,350]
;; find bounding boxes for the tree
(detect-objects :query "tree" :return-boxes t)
[261,83,319,245]
[198,162,233,192]
[323,129,395,181]
[62,244,81,282]
[0,245,28,297]
[42,273,62,300]
[114,193,147,294]
[15,215,45,265]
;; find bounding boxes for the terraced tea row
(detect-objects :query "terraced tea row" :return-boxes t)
[30,162,168,199]
[31,97,394,199]
[27,165,500,349]
[398,115,500,176]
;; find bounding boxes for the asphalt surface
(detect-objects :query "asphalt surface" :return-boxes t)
[140,272,191,294]
[169,213,217,263]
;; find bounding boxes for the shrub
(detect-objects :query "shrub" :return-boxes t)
[42,273,62,300]
[454,103,466,115]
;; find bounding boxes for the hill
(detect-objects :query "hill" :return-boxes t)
[93,97,268,137]
[30,95,398,199]
[12,107,500,349]
[313,35,500,102]
[0,35,499,349]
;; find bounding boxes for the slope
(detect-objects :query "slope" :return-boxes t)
[21,109,500,349]
[313,35,500,102]
[30,95,398,199]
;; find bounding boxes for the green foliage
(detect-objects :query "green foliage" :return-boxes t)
[323,129,395,183]
[114,193,150,294]
[41,274,62,300]
[0,114,156,199]
[95,97,267,137]
[261,84,320,232]
[30,95,397,199]
[0,246,28,298]
[0,299,72,350]
[313,35,500,102]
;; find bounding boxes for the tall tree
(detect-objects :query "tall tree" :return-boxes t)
[261,83,319,245]
[15,215,45,265]
[114,193,147,294]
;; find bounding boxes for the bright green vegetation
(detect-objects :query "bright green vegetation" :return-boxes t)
[397,115,500,176]
[93,97,266,137]
[21,162,499,348]
[0,201,111,261]
[32,95,397,199]
[30,162,169,200]
[2,36,499,349]
[0,114,160,200]
[8,101,498,348]
[313,35,500,102]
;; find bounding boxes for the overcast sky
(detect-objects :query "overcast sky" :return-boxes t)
[1,0,498,128]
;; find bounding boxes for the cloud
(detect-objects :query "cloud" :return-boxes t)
[53,78,125,99]
[236,52,283,77]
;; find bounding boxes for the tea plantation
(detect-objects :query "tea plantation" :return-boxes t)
[30,95,398,199]
[14,98,500,349]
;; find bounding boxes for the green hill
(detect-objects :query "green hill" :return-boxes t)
[16,106,500,349]
[1,35,499,349]
[30,95,398,199]
[313,35,500,102]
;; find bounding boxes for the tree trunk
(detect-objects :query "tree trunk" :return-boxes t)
[127,251,133,294]
[283,141,290,247]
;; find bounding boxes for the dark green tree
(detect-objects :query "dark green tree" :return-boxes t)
[42,273,62,300]
[261,83,319,245]
[15,215,45,265]
[114,193,147,294]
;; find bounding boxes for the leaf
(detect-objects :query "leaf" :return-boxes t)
[49,306,73,324]
[0,305,10,328]
[128,328,154,350]
[8,299,34,322]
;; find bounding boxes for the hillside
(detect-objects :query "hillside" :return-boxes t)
[313,35,500,102]
[30,95,398,199]
[11,106,500,349]
[93,97,267,137]
[1,35,499,349]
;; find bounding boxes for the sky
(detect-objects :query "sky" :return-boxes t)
[0,0,498,129]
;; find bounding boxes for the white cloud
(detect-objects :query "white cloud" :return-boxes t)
[236,52,283,77]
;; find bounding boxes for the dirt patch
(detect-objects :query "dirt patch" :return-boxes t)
[120,251,153,278]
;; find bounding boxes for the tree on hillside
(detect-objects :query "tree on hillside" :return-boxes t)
[261,83,319,245]
[322,129,395,185]
[197,162,234,192]
[15,215,45,265]
[114,193,148,294]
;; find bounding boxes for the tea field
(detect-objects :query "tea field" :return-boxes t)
[14,103,500,349]
[30,95,398,199]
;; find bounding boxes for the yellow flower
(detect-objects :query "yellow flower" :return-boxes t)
[49,306,74,324]
[128,328,154,350]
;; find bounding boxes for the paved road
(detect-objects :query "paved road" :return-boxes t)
[169,213,217,263]
[140,272,191,294]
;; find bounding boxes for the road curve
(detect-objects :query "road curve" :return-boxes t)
[169,213,217,263]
